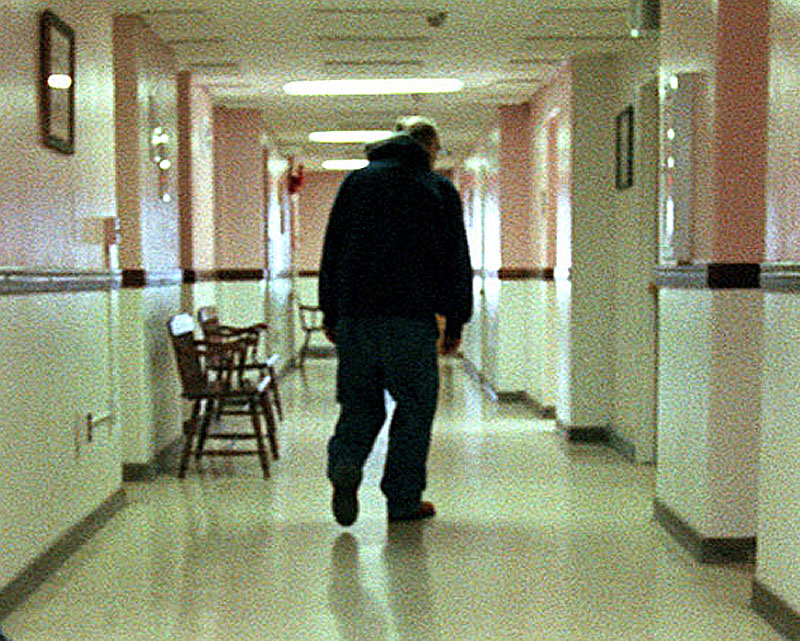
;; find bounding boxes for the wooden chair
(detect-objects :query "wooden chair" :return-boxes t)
[168,313,279,479]
[197,305,283,420]
[297,304,327,367]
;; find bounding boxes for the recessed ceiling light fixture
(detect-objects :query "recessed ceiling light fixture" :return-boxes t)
[322,159,370,171]
[284,78,464,96]
[309,130,393,144]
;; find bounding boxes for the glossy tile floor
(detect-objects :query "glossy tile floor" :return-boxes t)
[4,358,784,640]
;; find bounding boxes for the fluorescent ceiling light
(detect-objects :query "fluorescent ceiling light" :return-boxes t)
[322,159,369,171]
[284,78,464,96]
[47,74,72,89]
[309,130,393,144]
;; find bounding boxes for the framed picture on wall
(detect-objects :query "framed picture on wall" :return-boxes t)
[615,105,633,190]
[39,10,75,155]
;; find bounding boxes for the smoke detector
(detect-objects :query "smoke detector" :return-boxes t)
[427,11,447,28]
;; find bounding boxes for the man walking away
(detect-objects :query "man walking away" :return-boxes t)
[319,116,473,526]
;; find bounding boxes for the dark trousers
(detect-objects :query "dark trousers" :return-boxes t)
[327,316,439,517]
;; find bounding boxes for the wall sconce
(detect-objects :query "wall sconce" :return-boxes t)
[150,125,172,202]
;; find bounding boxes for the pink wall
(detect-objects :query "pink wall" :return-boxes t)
[499,104,535,270]
[113,15,179,272]
[296,171,345,273]
[212,107,266,270]
[0,1,116,269]
[113,16,141,269]
[178,73,215,270]
[531,67,572,269]
[662,0,769,263]
[712,0,769,263]
[766,1,800,261]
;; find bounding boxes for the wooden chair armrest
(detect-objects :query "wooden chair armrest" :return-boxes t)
[210,329,259,350]
[208,337,249,352]
[237,354,280,372]
[217,323,269,336]
[196,338,247,350]
[204,331,260,355]
[216,324,257,335]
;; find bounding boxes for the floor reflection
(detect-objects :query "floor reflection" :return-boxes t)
[328,533,391,641]
[382,524,439,640]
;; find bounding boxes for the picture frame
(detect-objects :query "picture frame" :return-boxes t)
[615,105,633,190]
[39,10,75,155]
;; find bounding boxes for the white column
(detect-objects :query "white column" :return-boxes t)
[556,55,618,437]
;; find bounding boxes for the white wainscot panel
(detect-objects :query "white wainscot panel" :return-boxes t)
[496,280,536,393]
[0,290,121,587]
[757,292,800,612]
[655,288,712,532]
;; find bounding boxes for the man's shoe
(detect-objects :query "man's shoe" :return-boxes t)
[331,466,361,527]
[388,501,436,523]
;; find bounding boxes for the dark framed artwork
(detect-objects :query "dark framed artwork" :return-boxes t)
[39,10,75,154]
[615,105,634,190]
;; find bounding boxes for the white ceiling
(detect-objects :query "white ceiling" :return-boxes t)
[110,0,655,169]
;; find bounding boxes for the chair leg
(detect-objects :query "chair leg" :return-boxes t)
[249,401,270,479]
[195,398,215,467]
[267,366,283,420]
[299,331,311,367]
[259,392,280,460]
[179,400,201,478]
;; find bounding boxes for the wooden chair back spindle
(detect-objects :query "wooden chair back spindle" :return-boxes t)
[297,303,326,366]
[198,306,222,336]
[169,314,208,396]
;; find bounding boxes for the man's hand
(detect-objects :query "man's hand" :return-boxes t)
[439,336,461,356]
[324,327,337,345]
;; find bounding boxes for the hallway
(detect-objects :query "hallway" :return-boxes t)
[2,359,782,640]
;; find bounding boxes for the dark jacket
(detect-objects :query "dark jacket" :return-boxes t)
[319,134,473,339]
